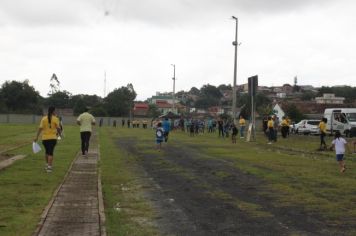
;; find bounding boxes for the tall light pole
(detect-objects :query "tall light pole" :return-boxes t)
[171,64,176,114]
[232,16,239,124]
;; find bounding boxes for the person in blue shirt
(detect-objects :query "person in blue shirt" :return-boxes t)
[162,118,171,142]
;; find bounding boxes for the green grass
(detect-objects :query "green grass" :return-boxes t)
[2,125,356,235]
[101,127,356,234]
[99,127,158,236]
[174,131,356,227]
[0,125,80,236]
[0,124,37,151]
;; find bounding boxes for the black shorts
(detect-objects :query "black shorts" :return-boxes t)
[42,139,57,155]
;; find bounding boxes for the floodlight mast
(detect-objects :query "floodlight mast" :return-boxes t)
[232,16,239,124]
[171,64,176,114]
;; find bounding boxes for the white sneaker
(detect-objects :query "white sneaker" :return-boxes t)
[46,166,52,173]
[268,142,272,144]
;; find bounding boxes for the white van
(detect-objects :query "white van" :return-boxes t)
[324,108,356,137]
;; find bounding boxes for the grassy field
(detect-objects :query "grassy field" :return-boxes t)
[100,127,356,235]
[99,127,159,235]
[0,124,80,236]
[0,124,37,151]
[1,124,356,235]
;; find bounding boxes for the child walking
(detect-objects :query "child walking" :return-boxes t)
[155,122,165,151]
[331,131,350,173]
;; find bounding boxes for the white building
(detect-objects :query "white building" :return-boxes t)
[315,93,345,104]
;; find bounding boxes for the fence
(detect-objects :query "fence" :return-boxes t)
[0,114,149,126]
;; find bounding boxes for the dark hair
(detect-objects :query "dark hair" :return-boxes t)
[334,130,341,139]
[322,118,327,123]
[48,106,55,128]
[84,107,89,112]
[157,122,162,127]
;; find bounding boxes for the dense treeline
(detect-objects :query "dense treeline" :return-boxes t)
[0,80,137,116]
[1,79,355,119]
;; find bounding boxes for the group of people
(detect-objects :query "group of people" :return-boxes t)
[34,106,96,173]
[264,114,354,173]
[34,108,354,174]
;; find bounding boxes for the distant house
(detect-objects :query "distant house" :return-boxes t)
[282,84,293,94]
[208,106,224,116]
[315,93,345,104]
[133,103,149,117]
[155,100,176,115]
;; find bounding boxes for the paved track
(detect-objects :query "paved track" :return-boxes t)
[35,135,105,236]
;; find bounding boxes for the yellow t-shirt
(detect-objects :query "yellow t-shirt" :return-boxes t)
[319,121,326,133]
[39,115,60,140]
[267,120,274,128]
[239,118,246,126]
[77,112,96,132]
[281,119,288,127]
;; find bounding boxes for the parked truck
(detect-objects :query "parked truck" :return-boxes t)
[324,108,356,137]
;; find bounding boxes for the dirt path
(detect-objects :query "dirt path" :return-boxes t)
[116,137,346,236]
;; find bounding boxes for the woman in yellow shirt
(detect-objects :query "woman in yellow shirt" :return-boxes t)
[318,117,327,150]
[267,116,274,144]
[34,106,62,172]
[239,115,246,138]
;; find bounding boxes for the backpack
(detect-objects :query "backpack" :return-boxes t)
[156,129,163,138]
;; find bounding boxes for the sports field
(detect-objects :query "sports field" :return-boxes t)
[1,124,356,235]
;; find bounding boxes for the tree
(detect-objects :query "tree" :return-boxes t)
[104,84,137,116]
[300,91,316,101]
[45,90,72,108]
[284,104,305,122]
[71,94,103,115]
[0,80,41,113]
[237,93,272,119]
[200,84,222,99]
[49,73,60,95]
[189,87,200,96]
[218,84,232,91]
[147,104,161,118]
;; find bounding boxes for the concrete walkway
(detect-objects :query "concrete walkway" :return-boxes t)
[34,134,106,236]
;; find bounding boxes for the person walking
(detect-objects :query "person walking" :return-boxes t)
[239,115,246,138]
[318,118,327,150]
[280,116,289,138]
[218,119,224,138]
[162,118,171,142]
[267,116,274,144]
[231,124,238,144]
[34,106,62,173]
[331,131,350,173]
[155,122,165,151]
[77,107,96,157]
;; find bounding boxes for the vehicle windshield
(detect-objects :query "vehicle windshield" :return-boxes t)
[346,113,356,122]
[307,121,320,125]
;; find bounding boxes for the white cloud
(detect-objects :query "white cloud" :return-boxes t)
[0,0,355,101]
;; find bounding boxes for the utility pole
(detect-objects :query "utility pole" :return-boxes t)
[171,64,176,114]
[104,70,107,98]
[232,16,239,124]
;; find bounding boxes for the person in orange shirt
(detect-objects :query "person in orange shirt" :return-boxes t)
[34,106,62,172]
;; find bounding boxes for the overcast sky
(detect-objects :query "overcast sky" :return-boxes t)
[1,0,355,100]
